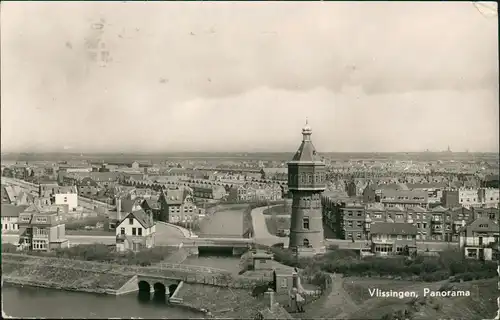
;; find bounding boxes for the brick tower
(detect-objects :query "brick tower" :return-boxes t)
[287,119,326,256]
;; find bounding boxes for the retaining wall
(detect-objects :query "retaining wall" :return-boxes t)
[116,275,139,295]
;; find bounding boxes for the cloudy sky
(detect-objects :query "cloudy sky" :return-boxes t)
[1,1,498,153]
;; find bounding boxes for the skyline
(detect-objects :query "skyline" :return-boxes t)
[1,2,498,153]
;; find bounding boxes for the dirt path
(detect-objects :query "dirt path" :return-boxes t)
[298,273,359,319]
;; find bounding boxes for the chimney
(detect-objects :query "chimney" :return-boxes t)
[292,272,298,289]
[116,197,122,221]
[265,288,275,311]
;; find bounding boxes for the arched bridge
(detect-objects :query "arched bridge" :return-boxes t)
[136,274,182,302]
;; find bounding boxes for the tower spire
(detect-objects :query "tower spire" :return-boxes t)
[302,118,312,141]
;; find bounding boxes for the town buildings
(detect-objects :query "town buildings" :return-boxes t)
[17,203,69,251]
[459,218,499,261]
[322,194,498,243]
[1,204,28,232]
[442,188,500,209]
[115,209,156,252]
[288,121,326,256]
[261,168,288,181]
[227,183,283,202]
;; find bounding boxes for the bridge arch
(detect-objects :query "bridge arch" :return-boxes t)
[153,282,166,296]
[168,284,178,296]
[138,280,151,293]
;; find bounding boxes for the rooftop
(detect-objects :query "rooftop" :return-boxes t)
[370,222,418,235]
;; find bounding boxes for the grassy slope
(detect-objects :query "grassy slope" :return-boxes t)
[344,277,498,320]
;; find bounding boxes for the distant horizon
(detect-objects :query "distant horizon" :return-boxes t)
[1,150,499,155]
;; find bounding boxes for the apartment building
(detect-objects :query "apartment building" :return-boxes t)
[116,209,156,252]
[159,188,201,223]
[379,189,429,209]
[321,194,488,243]
[370,222,417,255]
[459,218,499,261]
[17,203,69,251]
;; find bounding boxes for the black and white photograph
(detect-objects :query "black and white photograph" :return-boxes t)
[1,1,499,319]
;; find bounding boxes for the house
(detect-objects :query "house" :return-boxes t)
[370,222,417,255]
[17,202,69,251]
[459,218,499,261]
[159,188,200,223]
[140,197,161,221]
[1,185,33,205]
[192,185,226,200]
[1,204,28,232]
[115,209,156,252]
[39,184,78,211]
[250,249,274,271]
[77,177,101,198]
[110,196,143,230]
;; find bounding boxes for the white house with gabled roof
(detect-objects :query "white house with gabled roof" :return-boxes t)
[115,209,156,252]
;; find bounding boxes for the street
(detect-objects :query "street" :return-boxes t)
[251,205,290,247]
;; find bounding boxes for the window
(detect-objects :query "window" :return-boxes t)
[120,228,125,235]
[63,197,68,202]
[397,235,403,240]
[138,228,142,236]
[417,223,421,228]
[303,218,309,229]
[132,227,136,236]
[356,233,361,240]
[407,235,412,240]
[347,233,353,239]
[303,239,310,247]
[281,278,288,288]
[129,218,134,225]
[467,249,477,258]
[36,217,47,223]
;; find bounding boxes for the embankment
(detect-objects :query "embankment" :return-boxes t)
[2,255,133,295]
[1,253,272,294]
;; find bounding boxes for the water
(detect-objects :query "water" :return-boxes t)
[183,255,242,274]
[2,284,205,319]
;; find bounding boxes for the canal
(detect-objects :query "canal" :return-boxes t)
[183,253,242,274]
[2,283,205,319]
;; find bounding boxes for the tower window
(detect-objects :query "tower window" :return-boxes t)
[303,217,310,229]
[303,239,310,247]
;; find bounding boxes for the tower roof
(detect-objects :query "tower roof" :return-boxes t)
[290,119,323,163]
